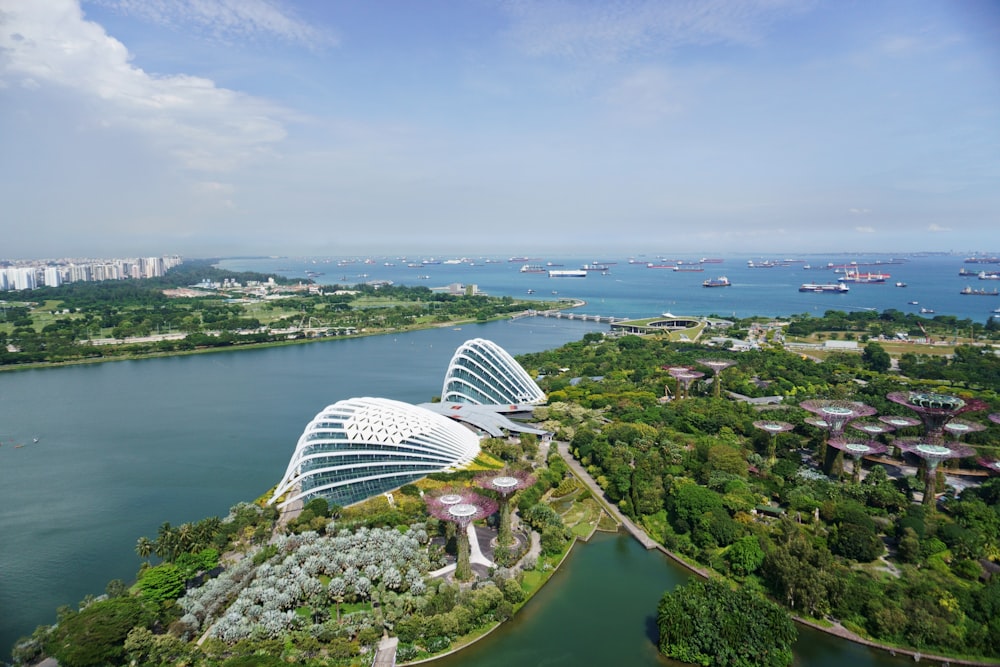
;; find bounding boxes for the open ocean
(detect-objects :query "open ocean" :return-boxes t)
[218,253,1000,323]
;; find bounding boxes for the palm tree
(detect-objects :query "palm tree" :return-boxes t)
[135,536,153,559]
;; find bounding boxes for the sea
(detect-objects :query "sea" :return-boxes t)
[1,251,995,663]
[218,252,1000,323]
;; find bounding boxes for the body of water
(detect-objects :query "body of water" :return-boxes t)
[431,532,912,667]
[1,252,990,661]
[219,253,1000,323]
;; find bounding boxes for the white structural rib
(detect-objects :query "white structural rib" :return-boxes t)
[269,397,480,509]
[441,338,545,405]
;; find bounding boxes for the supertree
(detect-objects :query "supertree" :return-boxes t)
[801,400,877,464]
[886,391,988,438]
[664,366,704,400]
[426,489,498,581]
[753,420,794,464]
[849,421,895,438]
[943,419,986,441]
[990,413,1000,426]
[978,456,1000,476]
[698,359,736,398]
[827,438,889,483]
[475,469,535,560]
[878,415,922,430]
[896,438,975,509]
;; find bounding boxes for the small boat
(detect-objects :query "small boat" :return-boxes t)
[908,300,919,305]
[32,437,39,443]
[895,282,907,287]
[526,289,535,294]
[920,307,935,314]
[15,444,24,449]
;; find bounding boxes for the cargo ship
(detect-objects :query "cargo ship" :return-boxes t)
[837,269,890,283]
[549,269,587,278]
[702,276,730,288]
[960,286,1000,296]
[799,283,849,293]
[519,264,546,273]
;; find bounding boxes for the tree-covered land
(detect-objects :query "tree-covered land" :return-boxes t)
[657,578,797,667]
[0,260,555,367]
[516,328,1000,661]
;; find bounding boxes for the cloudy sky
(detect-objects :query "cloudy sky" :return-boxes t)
[1,0,998,258]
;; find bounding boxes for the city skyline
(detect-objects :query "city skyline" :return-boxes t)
[1,0,998,258]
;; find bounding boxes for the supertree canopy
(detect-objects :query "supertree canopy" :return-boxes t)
[943,419,987,440]
[990,413,1000,426]
[753,420,794,464]
[827,438,889,483]
[664,366,704,400]
[886,391,988,437]
[978,457,1000,476]
[698,359,736,398]
[475,469,535,557]
[895,438,975,508]
[849,421,895,438]
[878,415,922,430]
[426,489,498,581]
[800,400,877,436]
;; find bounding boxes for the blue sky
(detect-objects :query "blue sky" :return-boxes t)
[1,0,998,258]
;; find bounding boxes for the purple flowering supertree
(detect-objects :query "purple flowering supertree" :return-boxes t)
[753,420,794,464]
[426,489,498,581]
[698,359,736,398]
[886,391,988,438]
[849,421,895,438]
[896,438,975,509]
[664,366,704,400]
[990,413,1000,426]
[942,419,986,441]
[978,456,1000,477]
[878,415,922,430]
[827,438,889,483]
[475,469,535,555]
[801,400,877,464]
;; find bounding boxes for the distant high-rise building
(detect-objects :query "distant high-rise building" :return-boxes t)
[43,267,62,287]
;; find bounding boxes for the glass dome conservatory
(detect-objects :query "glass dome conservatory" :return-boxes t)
[269,397,481,509]
[441,338,545,405]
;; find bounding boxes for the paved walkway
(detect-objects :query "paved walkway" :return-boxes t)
[371,635,398,667]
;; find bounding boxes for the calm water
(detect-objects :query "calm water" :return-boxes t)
[0,319,601,653]
[0,254,984,662]
[431,532,912,667]
[220,253,1000,323]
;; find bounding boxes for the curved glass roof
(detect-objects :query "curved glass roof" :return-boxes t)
[441,338,545,405]
[269,397,480,508]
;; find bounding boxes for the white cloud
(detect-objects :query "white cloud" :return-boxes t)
[928,224,952,232]
[500,0,810,60]
[0,0,288,171]
[855,225,875,233]
[848,208,871,215]
[86,0,332,48]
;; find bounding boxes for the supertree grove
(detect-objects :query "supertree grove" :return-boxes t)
[801,400,876,464]
[475,469,535,564]
[425,489,498,581]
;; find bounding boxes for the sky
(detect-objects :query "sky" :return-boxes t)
[1,0,999,259]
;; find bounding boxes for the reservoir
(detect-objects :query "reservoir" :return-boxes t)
[0,317,930,664]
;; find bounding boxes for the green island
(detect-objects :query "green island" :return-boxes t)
[8,268,1000,667]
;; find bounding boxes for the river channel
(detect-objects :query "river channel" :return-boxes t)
[0,318,924,664]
